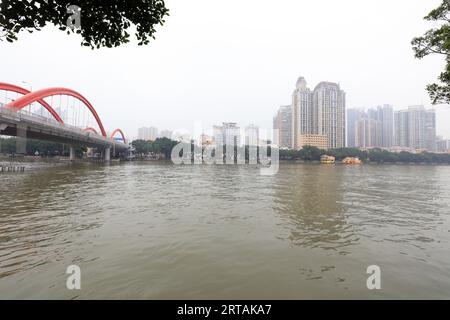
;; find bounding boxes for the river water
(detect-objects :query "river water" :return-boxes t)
[0,161,449,299]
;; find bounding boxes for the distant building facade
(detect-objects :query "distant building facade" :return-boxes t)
[347,108,365,147]
[245,124,259,146]
[347,105,393,149]
[355,118,382,148]
[138,126,158,141]
[367,105,394,148]
[298,134,328,150]
[214,122,241,146]
[394,106,436,151]
[273,105,292,148]
[437,138,450,153]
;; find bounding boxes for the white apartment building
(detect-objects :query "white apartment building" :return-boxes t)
[394,106,436,151]
[291,77,346,149]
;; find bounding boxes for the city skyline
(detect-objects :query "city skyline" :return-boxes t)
[2,0,449,139]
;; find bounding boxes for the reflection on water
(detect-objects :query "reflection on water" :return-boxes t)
[273,165,356,252]
[0,162,450,299]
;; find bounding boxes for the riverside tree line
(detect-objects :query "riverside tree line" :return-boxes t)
[280,146,450,164]
[2,136,450,164]
[132,139,450,164]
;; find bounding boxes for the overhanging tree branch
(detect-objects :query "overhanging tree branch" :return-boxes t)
[412,0,450,104]
[0,0,169,49]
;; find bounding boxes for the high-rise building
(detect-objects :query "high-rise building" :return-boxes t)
[367,105,394,148]
[245,124,259,146]
[347,108,365,147]
[394,106,436,151]
[273,105,292,148]
[355,118,382,148]
[138,126,158,141]
[313,81,346,149]
[292,77,313,149]
[348,105,394,149]
[291,77,346,149]
[425,110,437,152]
[380,105,394,148]
[213,122,241,146]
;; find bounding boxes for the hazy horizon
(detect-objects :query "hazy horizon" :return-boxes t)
[1,0,449,139]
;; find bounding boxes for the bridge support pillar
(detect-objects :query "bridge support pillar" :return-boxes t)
[16,124,27,155]
[104,147,111,161]
[70,147,75,161]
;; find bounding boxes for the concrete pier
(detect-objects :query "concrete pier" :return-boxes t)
[104,147,111,161]
[70,147,75,161]
[0,165,25,173]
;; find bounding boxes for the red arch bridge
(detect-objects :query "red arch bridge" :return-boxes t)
[0,82,128,160]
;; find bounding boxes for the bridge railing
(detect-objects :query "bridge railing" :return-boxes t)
[0,105,126,146]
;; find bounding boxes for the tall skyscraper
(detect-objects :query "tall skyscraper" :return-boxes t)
[347,108,365,147]
[313,81,346,149]
[355,118,382,148]
[291,77,346,149]
[273,105,292,148]
[425,110,437,152]
[380,105,394,148]
[367,105,394,148]
[394,106,436,151]
[347,105,393,149]
[292,77,313,149]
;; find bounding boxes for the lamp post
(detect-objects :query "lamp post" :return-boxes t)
[21,81,32,114]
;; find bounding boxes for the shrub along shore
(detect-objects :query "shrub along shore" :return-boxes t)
[279,146,450,164]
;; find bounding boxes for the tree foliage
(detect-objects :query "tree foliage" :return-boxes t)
[0,0,169,48]
[132,137,178,159]
[412,0,450,104]
[0,137,84,156]
[279,146,450,164]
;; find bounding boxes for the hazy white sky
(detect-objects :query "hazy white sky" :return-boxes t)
[1,0,449,139]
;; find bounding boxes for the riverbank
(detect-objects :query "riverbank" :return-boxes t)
[2,155,450,167]
[280,159,450,166]
[279,146,450,165]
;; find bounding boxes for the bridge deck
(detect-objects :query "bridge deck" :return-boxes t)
[0,107,128,151]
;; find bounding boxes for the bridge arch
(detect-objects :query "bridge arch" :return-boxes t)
[4,87,106,137]
[0,82,64,124]
[110,128,126,143]
[84,127,99,134]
